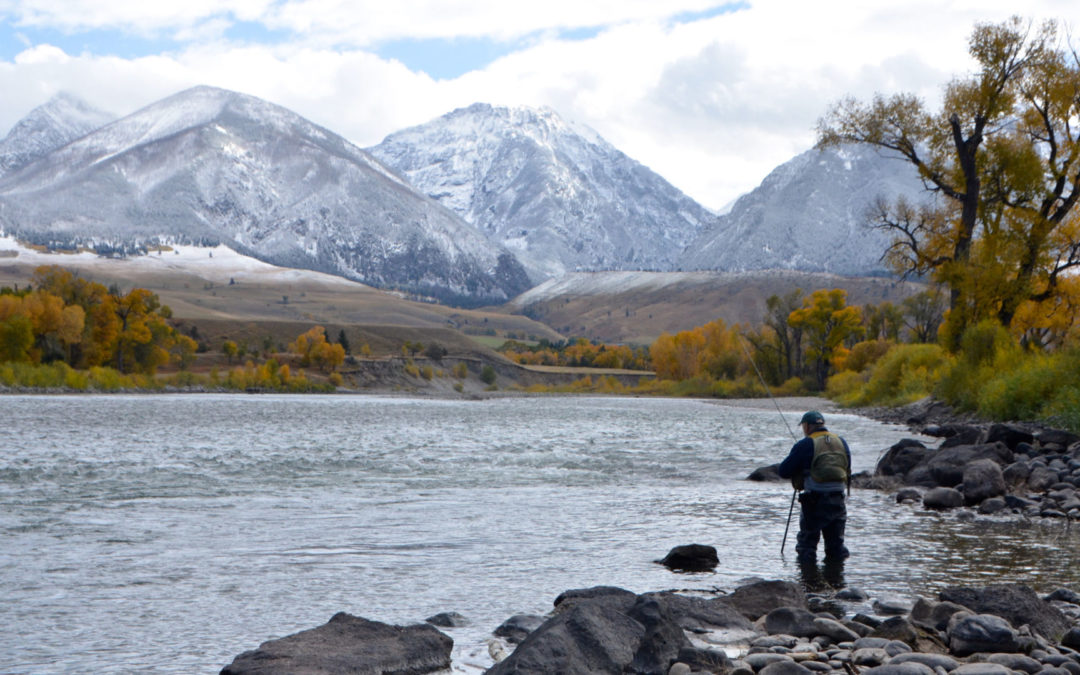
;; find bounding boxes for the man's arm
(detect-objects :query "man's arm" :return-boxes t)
[778,438,812,479]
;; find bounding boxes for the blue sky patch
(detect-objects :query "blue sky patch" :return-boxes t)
[376,36,524,81]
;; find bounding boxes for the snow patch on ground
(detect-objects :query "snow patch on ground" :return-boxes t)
[0,234,370,290]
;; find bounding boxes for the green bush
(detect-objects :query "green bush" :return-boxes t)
[936,321,1018,411]
[834,343,952,407]
[480,365,497,385]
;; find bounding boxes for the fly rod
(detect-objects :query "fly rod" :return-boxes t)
[738,336,798,555]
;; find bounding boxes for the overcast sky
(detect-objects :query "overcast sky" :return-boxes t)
[0,1,1073,211]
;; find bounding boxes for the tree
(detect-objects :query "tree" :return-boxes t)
[902,289,947,343]
[818,17,1080,346]
[223,340,238,364]
[788,289,864,389]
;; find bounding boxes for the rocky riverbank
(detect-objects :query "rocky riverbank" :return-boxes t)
[219,572,1080,675]
[850,398,1080,520]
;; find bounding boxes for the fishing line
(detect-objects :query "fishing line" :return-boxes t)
[738,335,797,441]
[738,335,800,556]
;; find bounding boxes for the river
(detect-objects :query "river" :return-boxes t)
[2,394,1078,673]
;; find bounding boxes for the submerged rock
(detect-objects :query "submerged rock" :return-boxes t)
[655,543,719,572]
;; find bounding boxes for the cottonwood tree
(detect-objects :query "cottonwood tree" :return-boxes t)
[818,17,1080,348]
[788,289,864,390]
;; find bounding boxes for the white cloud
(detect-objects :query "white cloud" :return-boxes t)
[0,0,1074,211]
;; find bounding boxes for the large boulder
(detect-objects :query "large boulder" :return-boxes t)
[644,592,758,633]
[876,440,934,478]
[219,613,453,675]
[962,459,1007,505]
[986,424,1035,450]
[722,580,808,621]
[939,584,1071,641]
[927,443,1013,487]
[488,591,688,675]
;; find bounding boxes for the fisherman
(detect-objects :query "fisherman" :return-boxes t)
[777,411,852,563]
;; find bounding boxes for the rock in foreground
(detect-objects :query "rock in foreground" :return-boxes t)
[219,612,452,675]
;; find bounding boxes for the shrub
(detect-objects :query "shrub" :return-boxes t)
[843,343,952,406]
[480,365,497,385]
[937,321,1020,411]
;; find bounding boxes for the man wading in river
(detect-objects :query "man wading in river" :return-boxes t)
[778,411,852,563]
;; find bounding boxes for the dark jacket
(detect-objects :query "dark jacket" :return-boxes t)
[777,427,851,492]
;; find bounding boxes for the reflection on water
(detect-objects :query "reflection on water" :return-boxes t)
[1,394,1078,674]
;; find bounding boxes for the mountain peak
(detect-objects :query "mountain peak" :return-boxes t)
[0,92,114,177]
[370,102,715,281]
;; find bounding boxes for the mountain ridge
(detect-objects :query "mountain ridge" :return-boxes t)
[369,102,718,281]
[0,86,531,306]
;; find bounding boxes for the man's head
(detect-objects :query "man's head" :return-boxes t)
[799,410,825,435]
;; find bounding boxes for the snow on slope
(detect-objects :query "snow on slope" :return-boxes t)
[0,93,115,178]
[370,103,717,282]
[0,233,368,289]
[0,87,532,306]
[683,144,928,275]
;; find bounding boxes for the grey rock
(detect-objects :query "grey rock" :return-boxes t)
[924,487,965,510]
[939,584,1071,640]
[745,653,795,670]
[962,459,1007,505]
[877,440,934,478]
[748,464,784,482]
[219,612,453,675]
[950,664,1013,675]
[853,647,891,666]
[725,580,808,621]
[845,620,874,637]
[1062,626,1080,651]
[759,660,815,675]
[1003,461,1033,487]
[765,608,820,638]
[875,596,916,616]
[731,659,755,675]
[855,637,892,649]
[928,443,1013,487]
[752,635,800,648]
[886,640,914,656]
[861,663,938,675]
[554,585,637,609]
[987,424,1035,451]
[871,617,919,646]
[978,497,1008,514]
[948,614,1021,656]
[645,592,758,633]
[986,653,1043,673]
[676,646,732,673]
[488,591,689,675]
[493,614,547,643]
[897,488,924,503]
[837,588,871,601]
[813,617,860,643]
[890,652,961,671]
[656,544,719,572]
[1030,467,1062,492]
[426,611,468,627]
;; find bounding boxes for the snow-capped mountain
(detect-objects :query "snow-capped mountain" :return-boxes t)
[0,86,531,306]
[0,93,115,178]
[683,144,929,275]
[369,103,717,282]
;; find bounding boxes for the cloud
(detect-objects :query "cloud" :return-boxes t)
[0,0,1074,212]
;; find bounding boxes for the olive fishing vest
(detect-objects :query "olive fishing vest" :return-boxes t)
[792,431,849,490]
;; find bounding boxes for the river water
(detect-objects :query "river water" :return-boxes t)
[2,394,1079,673]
